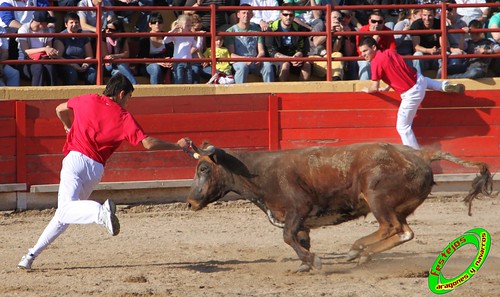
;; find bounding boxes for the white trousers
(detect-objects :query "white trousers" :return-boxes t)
[397,74,444,149]
[28,151,105,257]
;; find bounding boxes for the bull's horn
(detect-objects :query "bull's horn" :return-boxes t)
[191,142,216,157]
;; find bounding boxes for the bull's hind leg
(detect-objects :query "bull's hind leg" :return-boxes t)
[347,198,403,262]
[357,220,414,263]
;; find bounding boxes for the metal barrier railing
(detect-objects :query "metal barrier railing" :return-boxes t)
[0,2,499,85]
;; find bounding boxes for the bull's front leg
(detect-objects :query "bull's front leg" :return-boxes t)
[283,218,322,272]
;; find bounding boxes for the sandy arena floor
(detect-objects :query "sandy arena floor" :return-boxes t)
[1,193,499,297]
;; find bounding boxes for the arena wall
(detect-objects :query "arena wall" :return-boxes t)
[1,78,499,210]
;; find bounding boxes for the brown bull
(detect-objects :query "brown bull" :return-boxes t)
[185,142,492,272]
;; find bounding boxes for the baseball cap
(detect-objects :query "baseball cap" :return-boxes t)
[33,11,56,23]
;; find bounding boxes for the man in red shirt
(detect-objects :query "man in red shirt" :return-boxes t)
[18,73,192,270]
[356,11,396,80]
[358,37,465,149]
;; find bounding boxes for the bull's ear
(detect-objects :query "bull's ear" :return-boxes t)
[210,149,220,164]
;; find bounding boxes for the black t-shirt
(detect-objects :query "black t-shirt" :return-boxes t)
[410,19,441,49]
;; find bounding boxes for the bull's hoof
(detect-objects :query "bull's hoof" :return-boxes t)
[312,254,322,270]
[297,263,312,273]
[346,249,361,261]
[359,253,372,264]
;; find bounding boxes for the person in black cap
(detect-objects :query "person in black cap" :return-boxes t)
[16,11,58,86]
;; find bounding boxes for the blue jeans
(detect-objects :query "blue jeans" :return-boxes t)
[57,65,96,85]
[357,60,370,80]
[232,61,274,83]
[173,62,193,84]
[105,63,138,84]
[0,65,20,86]
[145,63,168,84]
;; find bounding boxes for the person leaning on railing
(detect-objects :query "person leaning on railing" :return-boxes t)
[53,12,97,85]
[16,11,58,86]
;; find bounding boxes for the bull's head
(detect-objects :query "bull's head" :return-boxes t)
[186,142,232,211]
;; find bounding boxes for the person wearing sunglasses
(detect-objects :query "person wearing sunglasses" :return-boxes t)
[266,5,312,81]
[355,11,396,80]
[137,13,174,84]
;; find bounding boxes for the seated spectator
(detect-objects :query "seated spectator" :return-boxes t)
[78,0,115,33]
[283,0,323,32]
[0,26,20,86]
[137,13,174,84]
[445,3,468,54]
[202,35,232,78]
[0,0,54,60]
[0,0,53,32]
[394,9,421,57]
[488,10,500,43]
[455,0,489,26]
[411,8,442,76]
[53,12,96,85]
[239,0,280,32]
[225,4,274,83]
[339,9,363,31]
[164,14,203,84]
[16,11,57,86]
[355,11,396,80]
[446,19,500,79]
[190,13,206,83]
[266,6,312,82]
[188,0,237,32]
[309,10,355,80]
[102,17,138,84]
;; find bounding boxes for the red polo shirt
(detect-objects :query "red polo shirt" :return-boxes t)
[63,94,148,165]
[371,49,418,94]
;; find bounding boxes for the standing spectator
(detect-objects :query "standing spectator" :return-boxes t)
[164,14,203,84]
[102,17,138,84]
[53,12,97,85]
[309,10,355,80]
[137,13,174,84]
[410,8,442,75]
[446,19,500,79]
[240,0,280,32]
[17,73,192,271]
[78,0,115,33]
[359,37,465,149]
[394,9,421,57]
[355,11,396,80]
[0,26,20,86]
[266,6,312,81]
[16,11,57,86]
[225,4,275,83]
[455,0,489,26]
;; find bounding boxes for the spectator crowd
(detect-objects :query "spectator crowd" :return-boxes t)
[0,0,498,86]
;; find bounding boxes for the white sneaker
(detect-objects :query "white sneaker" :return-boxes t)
[442,81,465,93]
[100,199,120,236]
[18,253,35,270]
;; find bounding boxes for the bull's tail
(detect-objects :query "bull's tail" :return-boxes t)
[419,149,493,216]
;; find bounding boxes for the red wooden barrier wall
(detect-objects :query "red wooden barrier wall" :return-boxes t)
[2,89,500,187]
